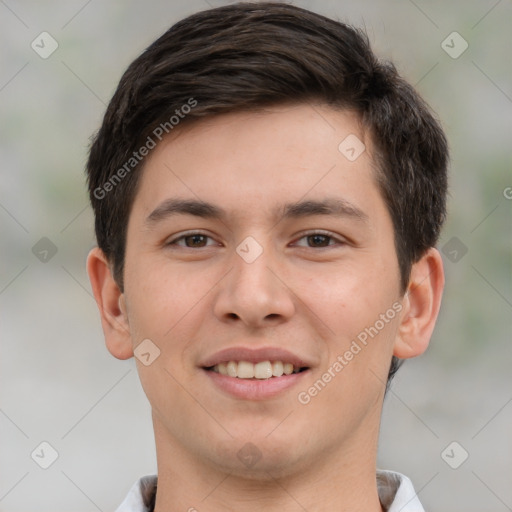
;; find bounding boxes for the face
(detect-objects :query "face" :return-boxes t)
[120,104,405,477]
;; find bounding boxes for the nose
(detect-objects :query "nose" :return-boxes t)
[213,241,296,328]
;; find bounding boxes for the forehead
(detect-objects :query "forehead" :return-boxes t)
[131,103,383,224]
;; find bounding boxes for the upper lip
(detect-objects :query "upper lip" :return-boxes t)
[200,346,312,369]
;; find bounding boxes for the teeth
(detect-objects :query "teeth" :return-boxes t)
[237,361,255,378]
[210,360,303,379]
[272,361,284,377]
[227,361,237,377]
[254,361,273,379]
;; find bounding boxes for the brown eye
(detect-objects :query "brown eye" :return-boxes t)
[168,232,217,248]
[306,234,332,247]
[292,231,344,249]
[183,234,208,247]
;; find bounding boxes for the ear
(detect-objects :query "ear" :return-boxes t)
[86,247,134,360]
[393,248,445,359]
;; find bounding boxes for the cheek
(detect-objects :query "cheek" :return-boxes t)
[293,259,398,339]
[125,258,214,340]
[125,265,207,422]
[298,312,400,430]
[292,258,401,399]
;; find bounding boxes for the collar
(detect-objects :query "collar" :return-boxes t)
[115,469,425,512]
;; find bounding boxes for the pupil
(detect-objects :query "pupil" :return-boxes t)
[308,234,329,247]
[187,235,206,247]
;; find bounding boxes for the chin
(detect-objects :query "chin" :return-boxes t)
[204,436,312,481]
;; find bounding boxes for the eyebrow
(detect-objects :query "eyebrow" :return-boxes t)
[145,197,369,225]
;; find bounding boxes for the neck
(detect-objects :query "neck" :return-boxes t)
[152,417,384,512]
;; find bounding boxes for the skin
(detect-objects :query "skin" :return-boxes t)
[87,104,444,512]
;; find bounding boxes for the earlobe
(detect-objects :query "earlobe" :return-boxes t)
[393,248,445,359]
[86,247,134,360]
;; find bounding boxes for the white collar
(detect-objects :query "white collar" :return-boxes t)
[116,469,425,512]
[377,470,426,511]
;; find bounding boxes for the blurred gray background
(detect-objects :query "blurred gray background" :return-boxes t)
[1,0,511,510]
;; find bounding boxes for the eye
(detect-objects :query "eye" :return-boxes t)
[167,232,218,248]
[293,231,344,248]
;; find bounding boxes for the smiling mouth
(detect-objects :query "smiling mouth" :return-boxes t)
[204,360,309,379]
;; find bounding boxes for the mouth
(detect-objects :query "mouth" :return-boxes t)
[204,360,309,379]
[202,360,311,400]
[200,346,313,400]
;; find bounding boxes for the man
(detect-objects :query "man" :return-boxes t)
[86,2,447,511]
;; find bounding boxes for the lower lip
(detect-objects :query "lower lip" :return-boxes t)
[202,368,309,400]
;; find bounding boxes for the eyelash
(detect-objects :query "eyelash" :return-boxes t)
[166,230,345,249]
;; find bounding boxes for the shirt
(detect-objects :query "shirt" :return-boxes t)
[115,469,425,511]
